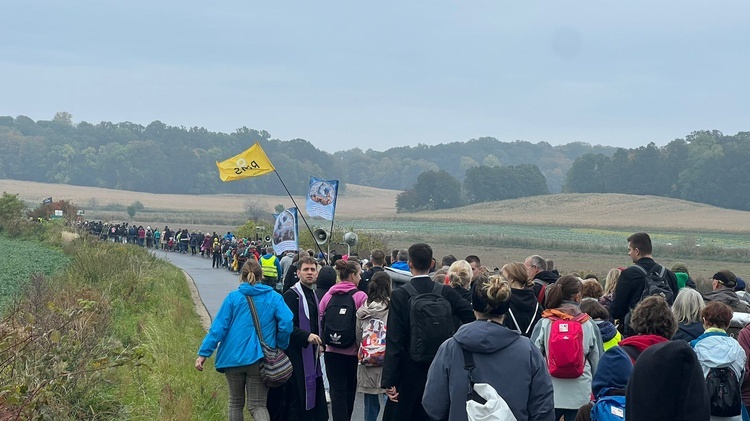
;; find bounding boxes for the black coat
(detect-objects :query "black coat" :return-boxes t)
[611,258,679,323]
[358,266,385,292]
[504,287,543,337]
[282,286,328,421]
[380,275,475,420]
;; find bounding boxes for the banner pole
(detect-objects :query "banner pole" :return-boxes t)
[274,170,328,265]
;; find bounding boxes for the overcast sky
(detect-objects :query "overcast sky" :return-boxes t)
[1,1,749,153]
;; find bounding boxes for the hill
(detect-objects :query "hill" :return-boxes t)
[0,179,398,219]
[394,193,750,234]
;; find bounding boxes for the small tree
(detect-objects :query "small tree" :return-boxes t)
[126,200,144,219]
[245,200,271,222]
[274,204,285,214]
[0,192,26,234]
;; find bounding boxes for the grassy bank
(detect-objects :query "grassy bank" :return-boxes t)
[0,232,227,419]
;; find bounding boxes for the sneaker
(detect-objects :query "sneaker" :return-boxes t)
[325,390,331,404]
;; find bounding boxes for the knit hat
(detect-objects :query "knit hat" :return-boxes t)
[671,262,688,274]
[316,266,337,291]
[626,341,710,421]
[471,276,510,316]
[592,347,632,398]
[713,269,737,288]
[736,276,746,292]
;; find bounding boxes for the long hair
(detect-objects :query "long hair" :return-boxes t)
[545,275,582,309]
[367,271,392,307]
[603,268,621,296]
[502,262,533,288]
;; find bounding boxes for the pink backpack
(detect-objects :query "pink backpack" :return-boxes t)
[546,313,589,378]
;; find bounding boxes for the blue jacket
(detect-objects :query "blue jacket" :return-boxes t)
[390,261,410,272]
[198,283,293,372]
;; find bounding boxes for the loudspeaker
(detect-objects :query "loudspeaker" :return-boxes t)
[313,229,329,245]
[343,232,358,247]
[264,235,271,243]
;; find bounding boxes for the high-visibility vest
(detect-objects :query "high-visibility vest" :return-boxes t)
[260,255,278,279]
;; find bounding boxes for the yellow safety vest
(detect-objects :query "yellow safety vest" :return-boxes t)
[260,255,278,279]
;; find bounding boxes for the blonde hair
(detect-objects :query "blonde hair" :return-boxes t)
[481,274,512,311]
[502,262,533,288]
[447,260,472,288]
[603,268,621,296]
[672,287,705,324]
[241,260,263,285]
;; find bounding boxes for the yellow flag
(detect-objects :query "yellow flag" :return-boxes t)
[216,142,275,182]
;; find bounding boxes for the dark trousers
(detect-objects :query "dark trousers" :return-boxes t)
[382,359,430,421]
[213,253,222,268]
[325,352,358,421]
[284,376,328,421]
[555,408,578,421]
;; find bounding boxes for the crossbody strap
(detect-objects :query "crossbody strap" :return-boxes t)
[508,301,540,335]
[245,296,267,346]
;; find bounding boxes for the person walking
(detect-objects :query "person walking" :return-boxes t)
[422,273,555,421]
[531,275,603,421]
[319,259,368,421]
[356,272,392,421]
[196,260,293,421]
[502,262,543,337]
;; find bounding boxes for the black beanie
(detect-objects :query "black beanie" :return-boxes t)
[626,341,709,421]
[316,266,337,290]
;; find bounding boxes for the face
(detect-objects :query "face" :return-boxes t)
[297,263,318,287]
[350,264,362,284]
[469,261,480,279]
[627,242,640,263]
[524,259,538,280]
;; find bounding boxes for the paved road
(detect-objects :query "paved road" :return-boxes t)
[154,250,371,421]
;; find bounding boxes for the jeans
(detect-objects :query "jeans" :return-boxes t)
[224,363,270,421]
[325,352,358,421]
[364,393,385,421]
[555,408,578,421]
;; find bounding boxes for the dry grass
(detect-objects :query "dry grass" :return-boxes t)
[0,179,399,218]
[397,193,750,234]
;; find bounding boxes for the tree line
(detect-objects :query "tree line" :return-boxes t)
[0,114,614,197]
[564,130,750,211]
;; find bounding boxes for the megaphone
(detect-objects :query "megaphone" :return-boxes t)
[264,235,271,244]
[313,229,329,245]
[343,232,358,248]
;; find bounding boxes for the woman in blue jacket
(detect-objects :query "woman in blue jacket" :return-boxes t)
[196,260,293,421]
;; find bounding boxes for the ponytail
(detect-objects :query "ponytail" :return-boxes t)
[544,275,582,309]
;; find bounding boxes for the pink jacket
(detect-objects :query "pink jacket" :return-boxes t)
[319,281,368,356]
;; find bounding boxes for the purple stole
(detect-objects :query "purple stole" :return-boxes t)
[292,283,322,411]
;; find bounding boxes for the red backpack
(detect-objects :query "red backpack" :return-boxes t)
[546,313,589,378]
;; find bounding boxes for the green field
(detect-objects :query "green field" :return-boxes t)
[0,235,70,311]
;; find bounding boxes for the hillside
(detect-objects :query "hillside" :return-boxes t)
[0,179,399,219]
[394,193,750,234]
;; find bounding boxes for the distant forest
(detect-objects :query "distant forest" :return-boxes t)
[0,115,746,211]
[0,114,613,196]
[564,130,750,211]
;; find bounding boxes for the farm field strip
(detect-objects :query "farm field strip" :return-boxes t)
[0,236,70,310]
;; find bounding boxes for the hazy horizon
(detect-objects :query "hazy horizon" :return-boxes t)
[2,1,749,154]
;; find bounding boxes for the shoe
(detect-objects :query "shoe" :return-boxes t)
[325,390,331,404]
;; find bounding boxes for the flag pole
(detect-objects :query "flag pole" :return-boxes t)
[273,170,328,265]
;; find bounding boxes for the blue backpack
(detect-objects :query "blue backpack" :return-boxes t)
[591,388,625,421]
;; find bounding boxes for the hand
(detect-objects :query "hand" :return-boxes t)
[308,333,322,346]
[195,356,206,371]
[386,386,399,402]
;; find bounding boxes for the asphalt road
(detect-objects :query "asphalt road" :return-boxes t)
[154,249,371,421]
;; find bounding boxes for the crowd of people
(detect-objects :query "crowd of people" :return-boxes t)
[192,231,750,421]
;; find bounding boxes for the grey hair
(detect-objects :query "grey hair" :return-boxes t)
[397,249,409,262]
[526,255,547,271]
[672,288,705,324]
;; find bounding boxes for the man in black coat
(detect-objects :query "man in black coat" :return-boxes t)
[381,243,475,421]
[279,256,328,421]
[358,249,386,292]
[611,232,679,335]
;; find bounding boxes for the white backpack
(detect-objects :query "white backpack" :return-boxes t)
[461,342,517,421]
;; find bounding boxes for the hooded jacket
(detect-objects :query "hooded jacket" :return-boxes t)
[390,261,410,272]
[504,287,543,337]
[198,283,293,372]
[595,320,621,351]
[318,281,368,356]
[619,334,669,359]
[575,346,634,421]
[422,320,555,421]
[531,303,603,410]
[703,288,750,313]
[355,300,389,394]
[673,321,705,342]
[626,341,710,421]
[691,330,746,421]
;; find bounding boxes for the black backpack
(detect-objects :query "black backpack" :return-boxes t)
[634,264,674,304]
[403,283,454,364]
[706,366,742,417]
[322,290,357,348]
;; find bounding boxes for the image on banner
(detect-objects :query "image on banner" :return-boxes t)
[272,208,298,255]
[305,177,339,221]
